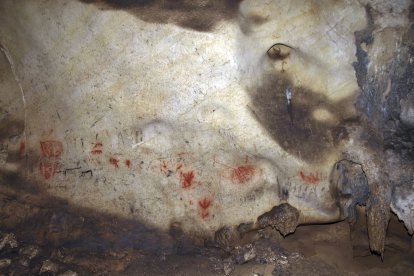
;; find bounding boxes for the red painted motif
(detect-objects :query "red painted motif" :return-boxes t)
[39,161,58,180]
[109,157,119,168]
[39,139,63,180]
[19,141,25,156]
[40,140,63,158]
[198,198,211,209]
[180,171,195,188]
[125,159,131,168]
[231,165,256,184]
[91,142,103,154]
[298,171,320,185]
[214,156,258,184]
[199,210,209,219]
[198,198,212,219]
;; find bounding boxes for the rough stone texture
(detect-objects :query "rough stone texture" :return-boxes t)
[0,195,412,275]
[214,226,241,251]
[257,203,300,236]
[0,258,11,269]
[0,0,412,259]
[350,0,414,254]
[59,271,78,276]
[19,245,41,267]
[40,259,60,274]
[0,233,18,251]
[330,159,369,223]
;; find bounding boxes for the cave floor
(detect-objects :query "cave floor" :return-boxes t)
[0,191,413,275]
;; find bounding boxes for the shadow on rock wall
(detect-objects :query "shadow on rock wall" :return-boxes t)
[247,73,359,164]
[79,0,242,32]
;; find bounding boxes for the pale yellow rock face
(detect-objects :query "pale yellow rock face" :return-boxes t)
[0,0,407,236]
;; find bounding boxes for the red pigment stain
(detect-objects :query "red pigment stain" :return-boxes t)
[198,198,211,209]
[199,210,209,219]
[176,164,183,171]
[231,165,256,184]
[180,171,195,188]
[39,161,57,180]
[109,157,119,168]
[40,140,63,158]
[91,142,103,154]
[198,198,212,219]
[19,141,25,156]
[125,159,131,168]
[298,171,320,185]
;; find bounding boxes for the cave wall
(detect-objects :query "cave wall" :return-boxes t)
[0,0,412,249]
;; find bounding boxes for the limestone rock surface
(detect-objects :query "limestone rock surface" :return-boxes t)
[0,0,412,257]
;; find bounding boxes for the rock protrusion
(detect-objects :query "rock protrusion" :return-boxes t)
[40,259,60,274]
[257,203,300,236]
[0,232,18,250]
[213,226,240,251]
[330,159,370,223]
[18,245,41,267]
[0,258,11,269]
[366,183,391,258]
